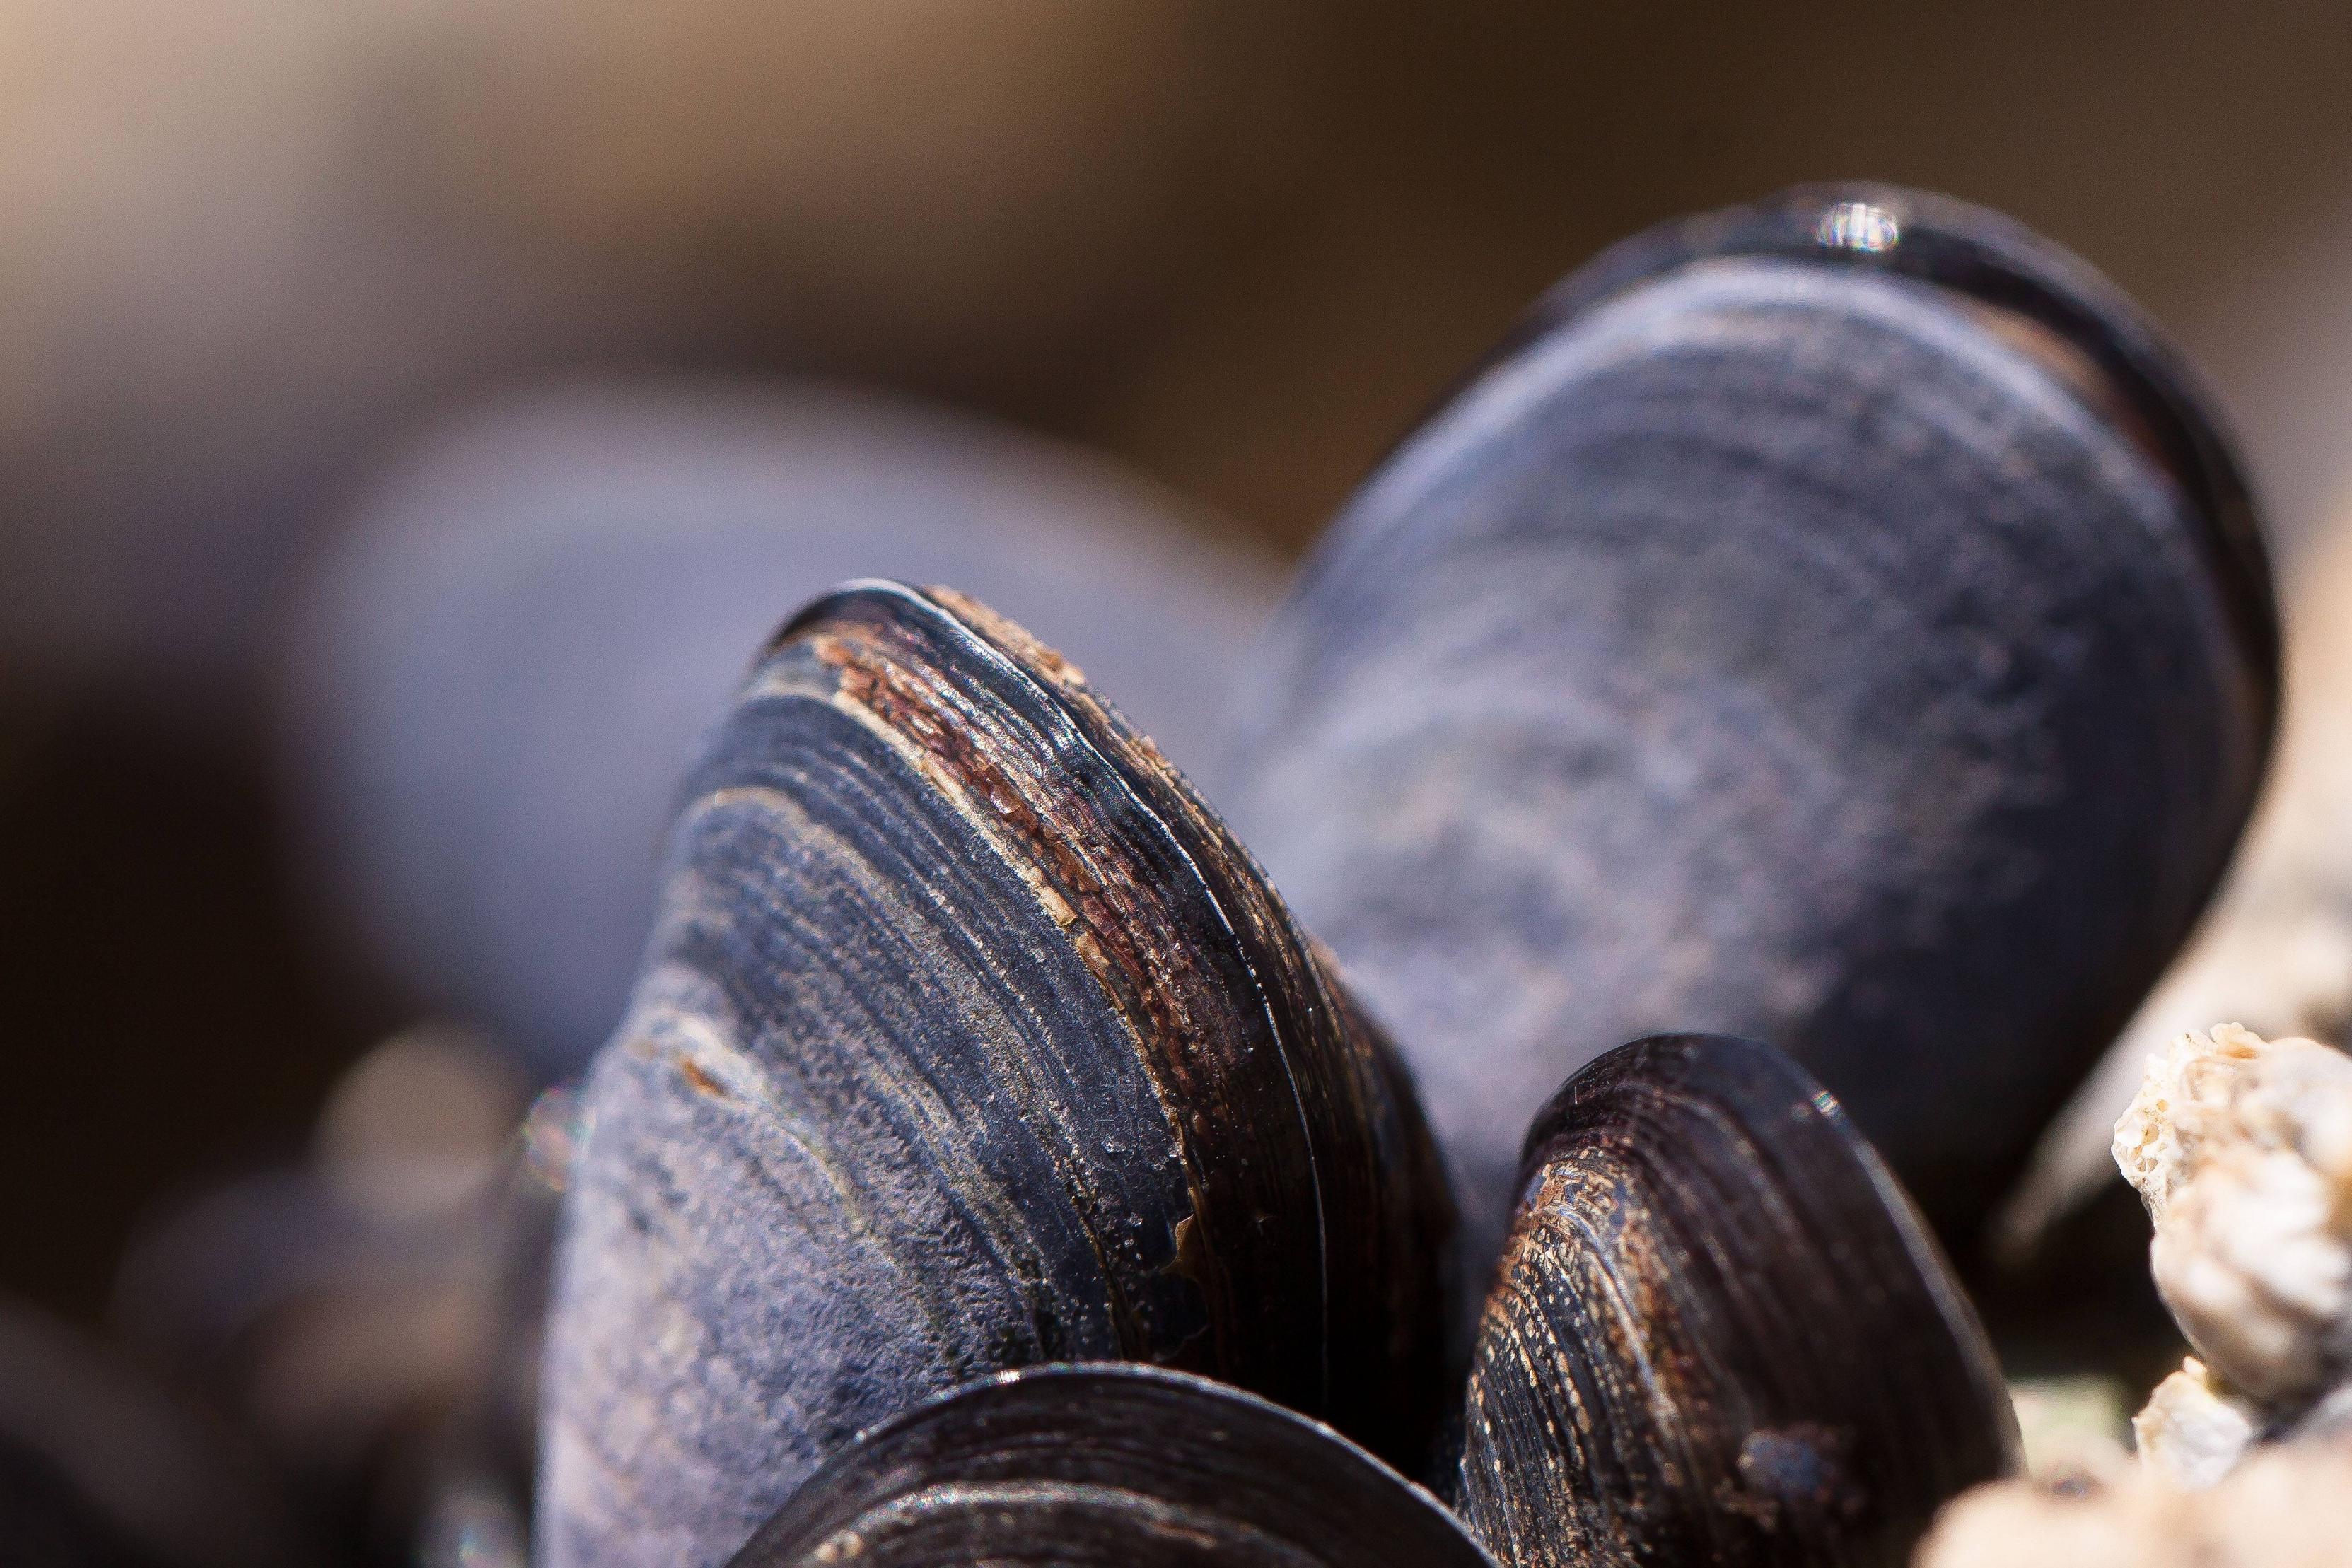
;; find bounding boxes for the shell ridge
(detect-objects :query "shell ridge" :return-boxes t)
[903,585,1337,1417]
[760,631,1201,1354]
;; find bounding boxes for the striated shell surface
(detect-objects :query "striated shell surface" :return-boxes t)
[730,1364,1500,1568]
[538,582,1454,1568]
[1455,1034,2018,1568]
[1225,184,2276,1282]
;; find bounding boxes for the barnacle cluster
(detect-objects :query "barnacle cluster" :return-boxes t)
[32,183,2270,1568]
[1916,1430,2352,1568]
[1918,1026,2352,1566]
[2116,1026,2352,1424]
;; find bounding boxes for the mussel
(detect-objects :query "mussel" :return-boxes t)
[729,1363,1498,1568]
[1223,183,2277,1280]
[538,583,1455,1568]
[1455,1035,2018,1567]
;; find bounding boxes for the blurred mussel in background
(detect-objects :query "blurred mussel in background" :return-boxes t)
[284,382,1278,1080]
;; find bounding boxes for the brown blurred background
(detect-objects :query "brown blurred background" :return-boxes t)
[7,0,2352,1326]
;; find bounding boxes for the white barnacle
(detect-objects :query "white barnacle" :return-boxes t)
[2112,1026,2352,1407]
[1914,1431,2352,1568]
[2130,1359,2260,1490]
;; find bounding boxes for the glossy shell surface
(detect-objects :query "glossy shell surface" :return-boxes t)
[1456,1034,2018,1568]
[732,1364,1498,1568]
[1224,184,2275,1279]
[538,583,1454,1568]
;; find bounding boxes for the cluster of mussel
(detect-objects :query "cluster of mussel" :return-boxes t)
[532,186,2274,1568]
[12,182,2274,1568]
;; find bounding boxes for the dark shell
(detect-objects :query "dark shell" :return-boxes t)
[1222,182,2276,1282]
[730,1364,1498,1568]
[539,583,1455,1568]
[1455,1035,2018,1568]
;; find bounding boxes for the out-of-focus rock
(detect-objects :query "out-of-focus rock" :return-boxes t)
[314,1022,527,1222]
[0,1298,311,1568]
[111,1026,557,1560]
[2009,1376,2133,1485]
[1914,1434,2352,1568]
[2130,1360,2262,1490]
